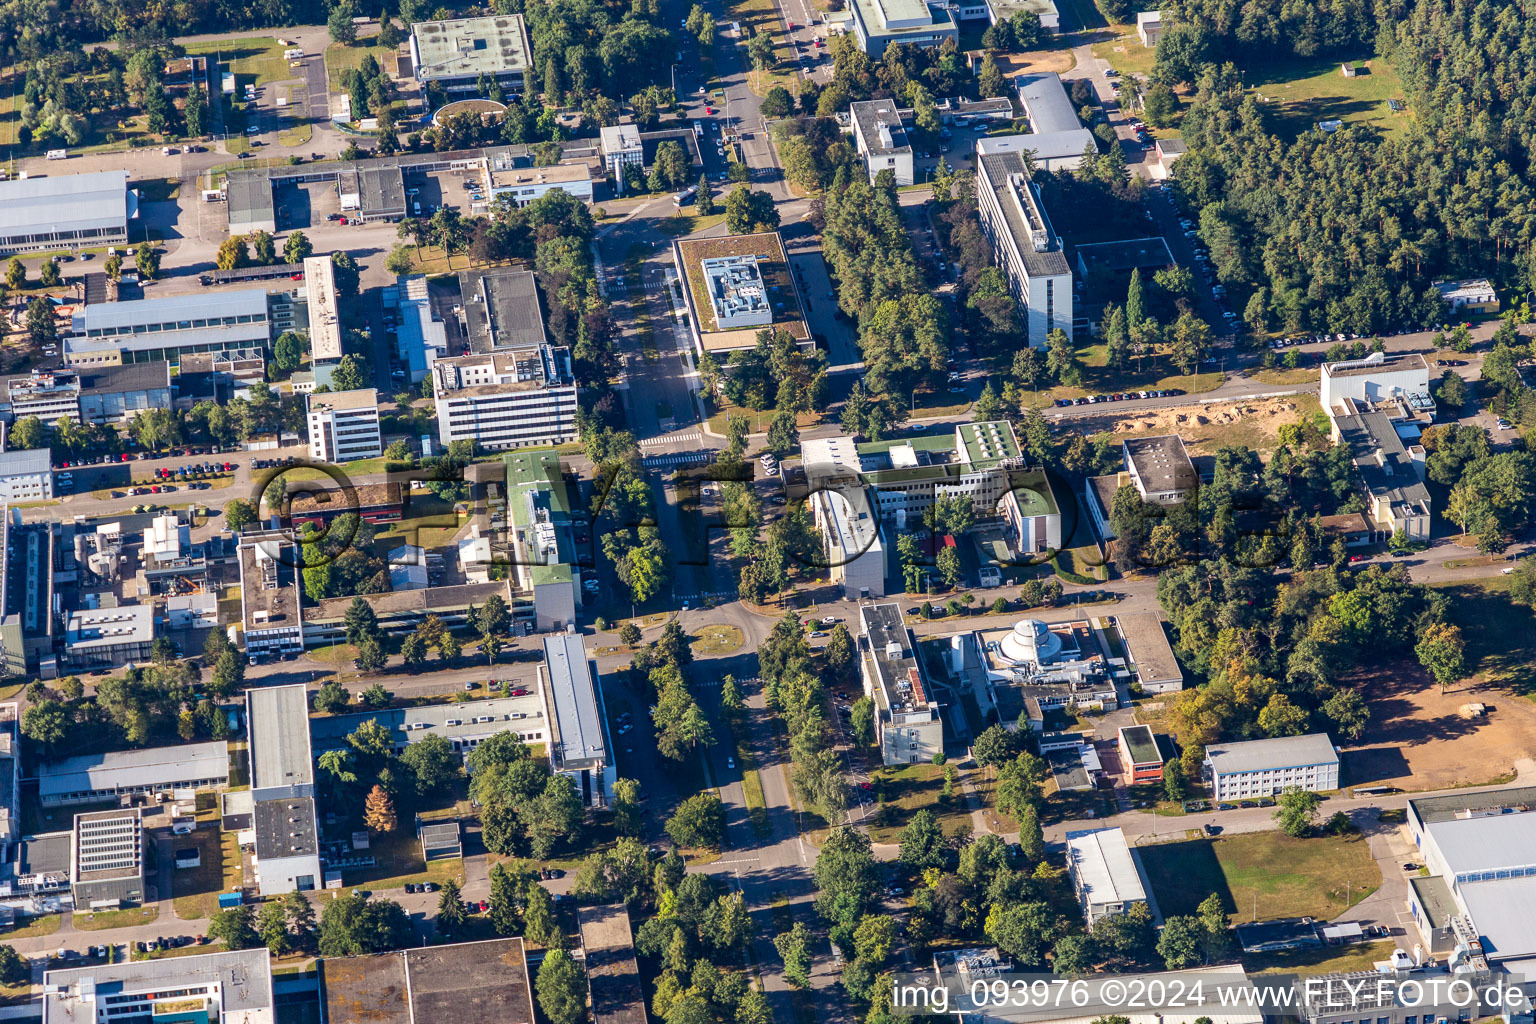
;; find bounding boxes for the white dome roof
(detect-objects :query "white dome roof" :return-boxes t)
[999,618,1062,665]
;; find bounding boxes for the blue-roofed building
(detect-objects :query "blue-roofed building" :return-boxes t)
[388,275,448,384]
[542,634,613,807]
[65,289,274,367]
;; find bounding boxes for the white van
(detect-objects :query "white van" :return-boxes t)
[45,149,67,160]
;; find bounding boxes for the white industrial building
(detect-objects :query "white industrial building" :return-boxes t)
[246,684,322,895]
[809,486,886,600]
[1064,826,1152,925]
[973,73,1097,173]
[976,148,1073,348]
[1204,733,1340,801]
[310,693,551,759]
[599,124,644,186]
[543,634,616,807]
[302,254,343,365]
[1320,351,1430,411]
[0,447,54,502]
[702,255,774,329]
[1123,434,1197,503]
[43,948,275,1024]
[61,604,155,671]
[410,14,533,94]
[859,603,944,765]
[306,388,383,463]
[41,741,230,807]
[0,171,134,255]
[847,0,958,54]
[1407,787,1536,969]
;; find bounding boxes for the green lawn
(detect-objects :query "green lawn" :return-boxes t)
[1245,54,1407,137]
[866,762,973,845]
[1249,939,1398,974]
[185,37,297,88]
[1432,579,1536,697]
[1139,831,1381,925]
[324,41,396,93]
[171,826,243,921]
[73,906,160,931]
[341,829,464,891]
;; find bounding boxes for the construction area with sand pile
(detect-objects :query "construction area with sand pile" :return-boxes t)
[1070,394,1324,455]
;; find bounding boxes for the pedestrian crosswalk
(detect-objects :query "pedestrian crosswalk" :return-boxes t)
[642,450,711,468]
[676,590,738,606]
[639,432,703,447]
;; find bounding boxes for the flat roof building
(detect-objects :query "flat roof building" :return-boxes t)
[43,948,274,1024]
[847,0,958,54]
[0,513,54,677]
[238,531,305,660]
[432,346,578,451]
[810,485,886,601]
[543,634,614,807]
[71,808,145,908]
[674,232,812,355]
[850,99,915,186]
[578,903,647,1024]
[324,938,534,1024]
[62,604,154,671]
[310,694,550,759]
[1116,725,1164,784]
[1074,237,1177,300]
[1204,733,1339,802]
[1064,826,1150,925]
[963,72,1098,174]
[1123,434,1196,503]
[976,150,1072,347]
[1116,612,1183,693]
[246,684,320,895]
[461,268,547,354]
[302,255,343,363]
[702,254,773,329]
[67,289,272,368]
[1434,277,1498,313]
[0,171,134,256]
[41,741,230,807]
[0,447,54,502]
[859,603,944,765]
[505,451,580,630]
[411,15,533,93]
[307,388,383,463]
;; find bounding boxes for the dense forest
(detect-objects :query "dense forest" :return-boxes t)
[1160,0,1536,332]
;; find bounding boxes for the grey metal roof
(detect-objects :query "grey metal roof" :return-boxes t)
[1124,434,1196,495]
[1410,874,1457,929]
[76,288,269,331]
[1456,874,1536,960]
[309,694,547,754]
[1015,72,1079,135]
[543,634,605,769]
[247,684,314,793]
[1205,733,1339,775]
[77,361,172,394]
[0,171,130,237]
[40,741,228,799]
[978,129,1098,163]
[43,947,274,1023]
[1064,827,1146,906]
[1075,236,1177,273]
[360,165,406,216]
[461,268,547,353]
[0,448,51,478]
[1333,403,1432,511]
[226,172,276,228]
[1409,786,1536,825]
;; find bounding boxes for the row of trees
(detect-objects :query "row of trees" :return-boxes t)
[759,612,850,821]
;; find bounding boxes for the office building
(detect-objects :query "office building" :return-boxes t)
[61,604,154,671]
[323,938,534,1024]
[484,161,597,205]
[1123,434,1197,503]
[505,450,580,630]
[41,741,230,807]
[1064,826,1151,925]
[0,705,18,862]
[1116,613,1184,693]
[237,532,304,660]
[0,369,82,427]
[809,484,886,600]
[673,232,812,355]
[1322,354,1435,542]
[976,149,1073,347]
[850,100,914,186]
[410,15,533,94]
[1116,725,1164,783]
[0,171,134,255]
[70,808,145,908]
[432,348,578,450]
[43,948,275,1024]
[847,0,958,54]
[246,684,321,895]
[302,254,344,364]
[0,513,55,677]
[307,388,383,463]
[305,582,512,647]
[310,694,550,760]
[1204,733,1340,801]
[66,289,273,367]
[542,634,614,807]
[985,0,1058,28]
[858,603,943,765]
[1074,237,1177,302]
[0,447,53,501]
[970,73,1095,173]
[600,124,644,186]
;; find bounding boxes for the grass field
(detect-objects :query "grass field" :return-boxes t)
[1139,831,1380,925]
[172,827,244,921]
[7,914,61,939]
[185,37,295,88]
[1246,54,1407,137]
[691,624,745,655]
[866,762,973,845]
[1433,579,1536,696]
[74,906,160,931]
[324,41,396,93]
[656,212,727,237]
[1249,939,1397,974]
[344,829,465,891]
